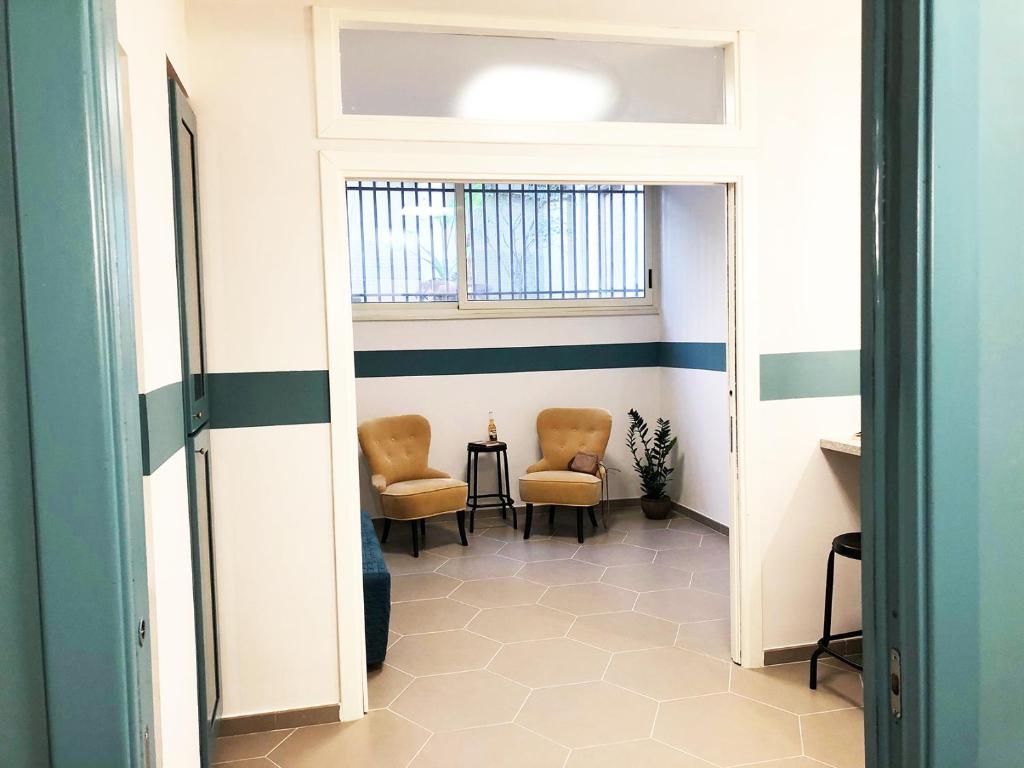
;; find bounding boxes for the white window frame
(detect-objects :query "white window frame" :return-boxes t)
[312,7,755,148]
[344,179,658,320]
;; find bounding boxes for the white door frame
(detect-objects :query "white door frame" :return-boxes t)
[318,143,764,719]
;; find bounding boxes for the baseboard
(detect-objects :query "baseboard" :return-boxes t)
[670,502,729,536]
[763,637,863,666]
[219,704,340,737]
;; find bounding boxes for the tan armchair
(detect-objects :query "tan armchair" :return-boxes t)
[519,407,612,543]
[357,414,468,557]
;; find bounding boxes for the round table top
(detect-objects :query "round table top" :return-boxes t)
[467,440,507,452]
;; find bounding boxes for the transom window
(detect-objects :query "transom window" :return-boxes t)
[345,179,652,315]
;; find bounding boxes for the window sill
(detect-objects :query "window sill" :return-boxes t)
[351,305,660,322]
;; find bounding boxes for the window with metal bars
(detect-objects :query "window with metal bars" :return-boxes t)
[345,180,650,311]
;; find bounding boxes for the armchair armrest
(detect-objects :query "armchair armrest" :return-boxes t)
[525,458,551,474]
[370,474,388,493]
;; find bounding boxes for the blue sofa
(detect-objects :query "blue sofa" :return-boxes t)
[361,510,391,666]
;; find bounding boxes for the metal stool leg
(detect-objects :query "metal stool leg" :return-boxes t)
[471,452,480,533]
[496,453,507,520]
[524,503,534,539]
[502,449,517,529]
[810,549,837,689]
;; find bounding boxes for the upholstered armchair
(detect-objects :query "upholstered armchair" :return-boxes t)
[357,414,468,557]
[519,407,612,543]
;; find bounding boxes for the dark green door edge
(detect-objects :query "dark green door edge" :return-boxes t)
[8,0,153,765]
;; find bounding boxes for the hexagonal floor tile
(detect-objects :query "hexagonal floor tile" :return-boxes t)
[731,661,863,715]
[387,630,500,677]
[568,611,678,652]
[605,646,730,701]
[383,551,447,576]
[479,524,537,542]
[410,724,568,768]
[606,512,672,531]
[489,637,610,688]
[429,536,504,559]
[653,693,802,766]
[518,558,604,586]
[601,564,692,592]
[214,729,293,763]
[449,576,545,608]
[566,739,715,768]
[498,539,580,562]
[388,598,478,635]
[733,759,835,768]
[668,517,719,536]
[801,707,865,768]
[545,518,627,545]
[438,555,522,580]
[391,572,461,602]
[391,670,528,732]
[675,619,732,661]
[698,533,729,555]
[387,630,400,649]
[468,604,574,642]
[540,582,637,615]
[574,543,656,567]
[634,588,729,623]
[623,529,702,551]
[367,664,413,710]
[268,711,428,768]
[655,546,728,573]
[690,568,729,596]
[517,681,658,748]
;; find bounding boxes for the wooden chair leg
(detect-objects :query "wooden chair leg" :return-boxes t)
[456,510,468,546]
[576,508,584,543]
[411,520,420,558]
[524,503,534,539]
[380,518,392,543]
[588,506,598,528]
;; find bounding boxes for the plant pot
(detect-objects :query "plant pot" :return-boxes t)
[640,496,672,520]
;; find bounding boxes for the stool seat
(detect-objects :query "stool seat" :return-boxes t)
[832,532,862,560]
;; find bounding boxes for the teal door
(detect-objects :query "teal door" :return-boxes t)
[5,0,154,764]
[863,1,1024,765]
[0,4,50,763]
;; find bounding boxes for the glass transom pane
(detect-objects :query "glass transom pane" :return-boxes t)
[339,29,725,125]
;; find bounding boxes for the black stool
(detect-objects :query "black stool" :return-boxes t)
[810,532,863,688]
[466,441,516,532]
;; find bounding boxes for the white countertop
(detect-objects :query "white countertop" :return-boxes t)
[820,434,862,456]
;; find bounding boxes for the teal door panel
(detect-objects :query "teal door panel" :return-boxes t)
[7,0,154,764]
[864,1,1024,765]
[0,3,50,763]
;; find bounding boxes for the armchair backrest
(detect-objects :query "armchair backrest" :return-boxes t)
[357,414,432,485]
[536,407,613,471]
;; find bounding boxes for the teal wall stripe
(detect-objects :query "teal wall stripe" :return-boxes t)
[139,382,185,476]
[158,346,860,433]
[354,342,660,378]
[658,342,727,372]
[759,350,861,401]
[208,370,331,429]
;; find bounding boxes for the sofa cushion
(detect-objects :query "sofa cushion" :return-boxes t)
[381,477,468,520]
[519,470,602,506]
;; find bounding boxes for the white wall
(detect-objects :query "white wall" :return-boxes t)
[658,185,731,527]
[185,0,861,720]
[116,0,200,764]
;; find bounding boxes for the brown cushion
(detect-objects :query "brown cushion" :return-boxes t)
[381,478,468,520]
[519,470,602,507]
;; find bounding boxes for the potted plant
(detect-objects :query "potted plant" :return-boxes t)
[626,408,678,519]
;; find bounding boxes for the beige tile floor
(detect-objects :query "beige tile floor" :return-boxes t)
[214,506,864,768]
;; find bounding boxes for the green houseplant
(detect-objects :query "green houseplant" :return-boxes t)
[626,408,678,519]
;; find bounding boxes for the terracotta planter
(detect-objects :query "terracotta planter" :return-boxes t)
[640,495,672,520]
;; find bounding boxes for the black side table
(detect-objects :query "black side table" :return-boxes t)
[466,440,516,532]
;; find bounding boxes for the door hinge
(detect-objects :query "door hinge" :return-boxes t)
[137,618,147,646]
[647,268,653,290]
[889,647,902,720]
[143,725,152,768]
